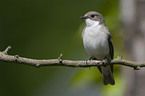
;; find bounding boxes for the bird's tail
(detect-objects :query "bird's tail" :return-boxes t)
[100,65,115,85]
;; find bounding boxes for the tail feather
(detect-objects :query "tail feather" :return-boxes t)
[100,65,115,85]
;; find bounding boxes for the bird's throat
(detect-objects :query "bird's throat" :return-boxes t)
[85,18,100,27]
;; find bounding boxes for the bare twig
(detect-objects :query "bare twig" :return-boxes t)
[3,46,11,54]
[58,53,63,64]
[0,46,145,70]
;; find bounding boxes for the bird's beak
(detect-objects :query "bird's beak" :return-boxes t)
[80,16,88,19]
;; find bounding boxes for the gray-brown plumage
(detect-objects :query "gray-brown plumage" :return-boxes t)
[80,11,115,85]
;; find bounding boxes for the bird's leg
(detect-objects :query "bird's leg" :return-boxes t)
[85,57,93,64]
[89,57,93,60]
[102,57,109,66]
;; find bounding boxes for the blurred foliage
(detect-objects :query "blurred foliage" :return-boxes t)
[0,0,124,96]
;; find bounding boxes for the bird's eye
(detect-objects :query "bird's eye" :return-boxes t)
[91,14,96,18]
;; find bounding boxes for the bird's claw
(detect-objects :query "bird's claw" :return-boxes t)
[85,57,93,64]
[85,59,91,64]
[102,59,108,66]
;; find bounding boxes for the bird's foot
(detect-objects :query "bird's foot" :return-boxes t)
[85,57,93,64]
[102,58,108,66]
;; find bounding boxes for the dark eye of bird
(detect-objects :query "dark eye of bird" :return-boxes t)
[91,14,95,18]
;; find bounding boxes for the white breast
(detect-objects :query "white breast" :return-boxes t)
[83,19,109,59]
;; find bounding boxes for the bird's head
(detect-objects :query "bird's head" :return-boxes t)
[80,11,105,26]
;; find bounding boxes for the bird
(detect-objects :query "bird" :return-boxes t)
[80,11,115,85]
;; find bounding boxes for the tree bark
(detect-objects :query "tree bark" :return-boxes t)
[0,46,145,69]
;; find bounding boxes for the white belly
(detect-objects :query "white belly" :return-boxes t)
[83,25,109,59]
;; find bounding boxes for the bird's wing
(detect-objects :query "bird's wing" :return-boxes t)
[108,35,114,59]
[106,27,114,73]
[102,25,114,59]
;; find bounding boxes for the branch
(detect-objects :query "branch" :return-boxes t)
[0,46,145,70]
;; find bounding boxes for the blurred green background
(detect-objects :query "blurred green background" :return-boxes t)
[0,0,124,96]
